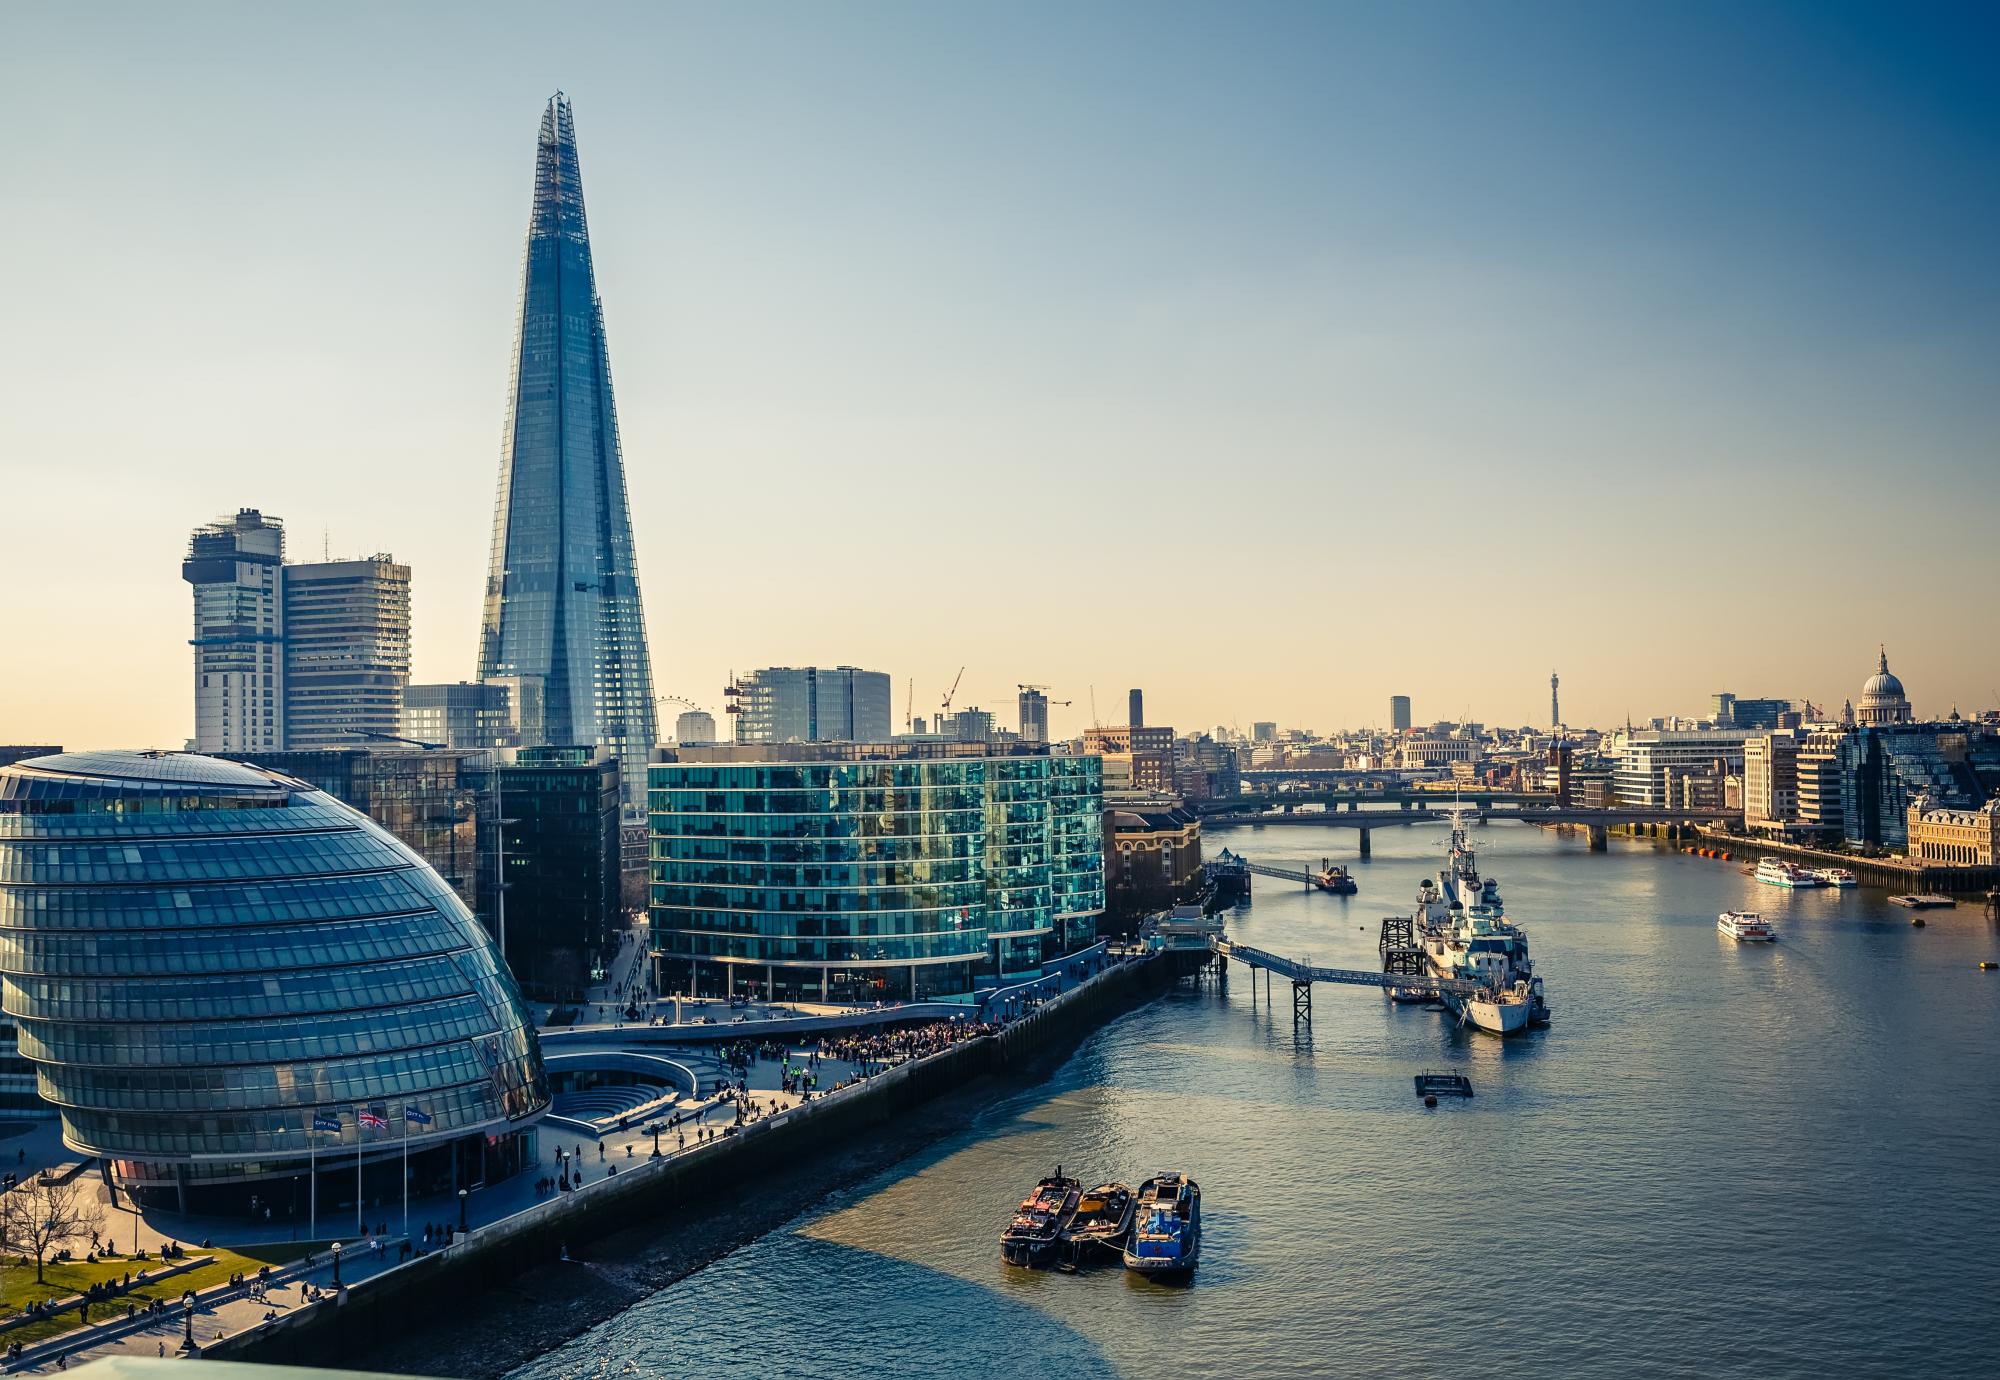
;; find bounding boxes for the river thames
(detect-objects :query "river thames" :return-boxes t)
[512,820,2000,1380]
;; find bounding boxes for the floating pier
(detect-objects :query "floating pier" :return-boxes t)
[1414,1070,1474,1099]
[1889,894,1956,910]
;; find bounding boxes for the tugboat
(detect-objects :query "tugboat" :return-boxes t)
[1123,1173,1201,1277]
[1313,860,1357,894]
[1000,1169,1081,1268]
[1059,1182,1135,1266]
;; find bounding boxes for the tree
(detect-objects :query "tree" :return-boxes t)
[0,1177,103,1283]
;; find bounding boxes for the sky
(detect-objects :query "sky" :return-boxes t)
[4,1,1998,748]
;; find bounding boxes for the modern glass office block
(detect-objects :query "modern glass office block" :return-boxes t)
[0,751,549,1213]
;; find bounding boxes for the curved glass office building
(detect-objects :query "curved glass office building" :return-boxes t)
[0,751,549,1214]
[650,744,1106,1001]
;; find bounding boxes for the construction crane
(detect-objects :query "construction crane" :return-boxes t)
[904,678,915,732]
[1088,686,1101,728]
[940,666,965,720]
[1017,683,1072,707]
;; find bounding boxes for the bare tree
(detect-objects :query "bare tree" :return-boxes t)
[0,1177,103,1283]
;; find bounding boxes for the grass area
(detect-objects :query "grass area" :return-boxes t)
[0,1239,340,1350]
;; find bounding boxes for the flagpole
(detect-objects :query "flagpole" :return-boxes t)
[309,1108,318,1241]
[355,1104,363,1238]
[401,1103,409,1240]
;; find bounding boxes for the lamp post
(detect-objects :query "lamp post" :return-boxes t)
[180,1301,196,1352]
[330,1240,342,1287]
[650,1126,662,1159]
[457,1188,468,1234]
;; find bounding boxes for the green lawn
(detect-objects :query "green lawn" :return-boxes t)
[0,1240,339,1349]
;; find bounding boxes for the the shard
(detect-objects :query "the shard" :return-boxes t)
[480,93,657,811]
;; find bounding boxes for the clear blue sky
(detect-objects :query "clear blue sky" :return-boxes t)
[4,1,1997,745]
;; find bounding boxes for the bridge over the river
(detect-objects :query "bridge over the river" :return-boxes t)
[1201,804,1738,856]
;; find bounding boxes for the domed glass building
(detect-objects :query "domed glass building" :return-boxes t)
[0,750,549,1214]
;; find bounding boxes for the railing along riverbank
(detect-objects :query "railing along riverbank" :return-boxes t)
[202,947,1173,1369]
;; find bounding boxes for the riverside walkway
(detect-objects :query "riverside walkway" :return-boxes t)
[10,945,1141,1372]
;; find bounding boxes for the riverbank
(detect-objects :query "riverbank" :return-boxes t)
[1684,827,1998,892]
[210,949,1174,1378]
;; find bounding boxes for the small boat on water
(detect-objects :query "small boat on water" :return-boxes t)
[1001,1170,1081,1268]
[1756,859,1823,889]
[1414,1069,1474,1098]
[1812,867,1858,888]
[1059,1182,1134,1264]
[1123,1173,1200,1277]
[1718,910,1775,942]
[1890,894,1955,910]
[1313,860,1357,894]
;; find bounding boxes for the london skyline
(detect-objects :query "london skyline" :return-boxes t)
[5,2,1999,747]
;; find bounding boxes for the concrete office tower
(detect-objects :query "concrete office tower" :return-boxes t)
[1252,721,1276,744]
[283,555,410,749]
[728,667,892,743]
[1018,688,1050,744]
[184,509,287,753]
[1129,688,1145,729]
[1390,695,1412,732]
[675,710,717,745]
[478,93,658,812]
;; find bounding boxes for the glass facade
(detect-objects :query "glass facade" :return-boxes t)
[0,751,548,1209]
[649,747,1105,1000]
[478,94,657,813]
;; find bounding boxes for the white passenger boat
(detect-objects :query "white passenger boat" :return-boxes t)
[1811,868,1858,888]
[1755,859,1822,888]
[1717,910,1775,942]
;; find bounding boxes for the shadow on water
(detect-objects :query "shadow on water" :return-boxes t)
[603,1237,1125,1380]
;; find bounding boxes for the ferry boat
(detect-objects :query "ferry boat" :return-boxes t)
[1755,858,1823,888]
[1717,910,1775,942]
[1000,1170,1081,1268]
[1312,860,1357,894]
[1059,1182,1134,1263]
[1413,809,1548,1035]
[1812,867,1858,888]
[1122,1173,1200,1277]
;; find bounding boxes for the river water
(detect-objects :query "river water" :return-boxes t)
[511,822,1999,1380]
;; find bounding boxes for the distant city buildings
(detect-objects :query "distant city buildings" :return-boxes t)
[183,510,411,753]
[1612,729,1750,807]
[1129,688,1145,729]
[1711,693,1791,730]
[1390,695,1412,732]
[477,95,658,813]
[282,555,411,748]
[726,666,892,744]
[404,680,516,749]
[1086,724,1176,793]
[1018,687,1050,745]
[674,709,718,745]
[649,742,1104,999]
[944,706,998,743]
[183,509,286,752]
[1906,797,2000,866]
[1252,722,1277,744]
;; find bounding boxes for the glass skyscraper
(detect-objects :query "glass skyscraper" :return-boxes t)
[479,93,657,811]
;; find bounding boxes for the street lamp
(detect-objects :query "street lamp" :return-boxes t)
[457,1188,468,1233]
[650,1126,662,1159]
[330,1240,342,1287]
[180,1301,196,1353]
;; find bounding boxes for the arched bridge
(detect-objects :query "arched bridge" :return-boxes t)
[1201,805,1739,857]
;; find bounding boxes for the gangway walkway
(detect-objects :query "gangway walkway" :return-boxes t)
[1241,861,1316,886]
[1211,936,1482,1023]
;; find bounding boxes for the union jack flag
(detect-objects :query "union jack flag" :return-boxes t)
[358,1107,389,1130]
